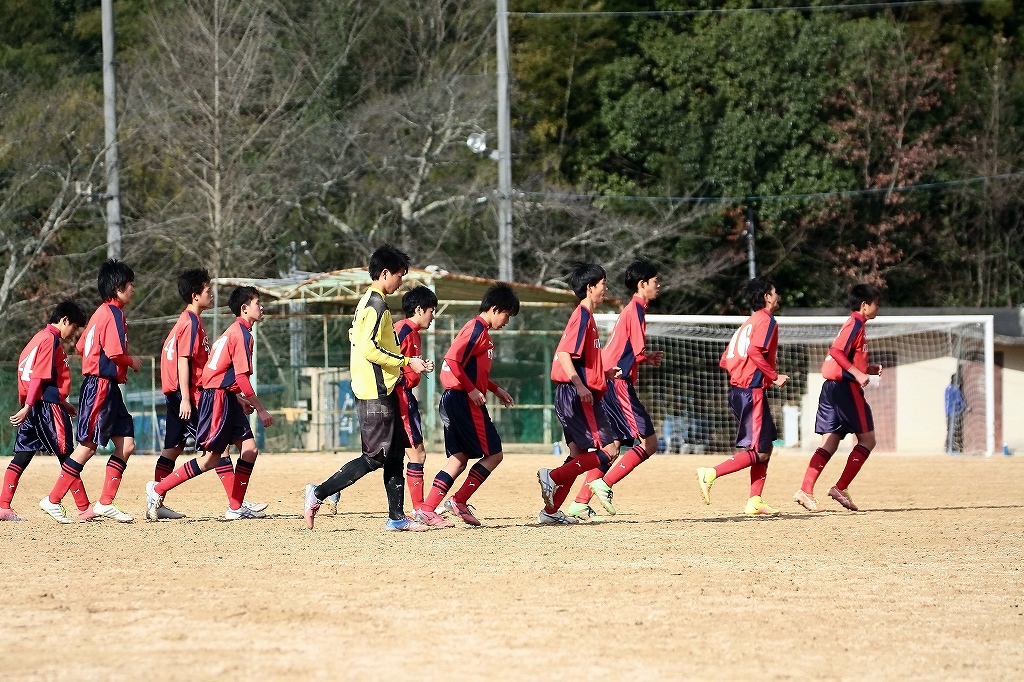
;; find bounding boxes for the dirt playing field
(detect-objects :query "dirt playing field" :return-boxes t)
[2,451,1022,680]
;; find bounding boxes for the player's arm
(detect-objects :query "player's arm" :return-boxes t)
[102,315,141,371]
[398,332,423,389]
[748,327,786,386]
[357,307,408,369]
[630,315,662,367]
[486,380,514,408]
[177,356,194,419]
[829,326,869,386]
[229,335,273,427]
[10,377,41,426]
[555,350,594,405]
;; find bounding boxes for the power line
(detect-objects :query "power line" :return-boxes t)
[520,171,1024,205]
[512,0,985,19]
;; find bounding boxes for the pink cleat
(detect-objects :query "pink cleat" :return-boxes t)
[443,498,481,527]
[77,507,99,521]
[413,508,455,528]
[829,486,859,511]
[0,507,26,522]
[303,484,321,529]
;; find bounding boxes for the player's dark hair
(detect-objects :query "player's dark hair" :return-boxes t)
[847,283,881,311]
[624,260,658,294]
[178,268,212,304]
[97,259,135,302]
[566,261,606,300]
[744,276,776,311]
[480,283,520,316]
[402,286,439,318]
[369,243,411,280]
[50,300,87,326]
[229,286,260,316]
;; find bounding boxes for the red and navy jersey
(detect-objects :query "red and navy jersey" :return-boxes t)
[719,308,779,388]
[551,304,606,393]
[601,295,648,383]
[440,316,494,393]
[394,318,423,390]
[77,301,129,383]
[18,325,71,404]
[161,310,210,398]
[200,318,254,393]
[822,312,868,381]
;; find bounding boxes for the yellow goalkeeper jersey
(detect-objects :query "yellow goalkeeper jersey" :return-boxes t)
[350,286,409,400]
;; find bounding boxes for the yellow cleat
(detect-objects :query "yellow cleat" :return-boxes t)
[696,467,717,505]
[745,496,780,516]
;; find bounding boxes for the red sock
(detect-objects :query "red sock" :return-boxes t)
[423,471,454,511]
[604,444,649,487]
[1,462,24,508]
[835,444,871,491]
[99,456,127,505]
[714,450,757,478]
[215,457,234,498]
[574,469,603,504]
[154,456,176,483]
[406,462,425,510]
[49,459,84,504]
[749,460,768,497]
[801,448,832,494]
[453,462,491,505]
[550,451,604,486]
[68,475,91,511]
[229,459,254,510]
[154,459,203,496]
[548,482,574,513]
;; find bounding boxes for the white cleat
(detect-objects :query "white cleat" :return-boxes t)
[322,492,340,515]
[39,497,74,524]
[537,468,557,509]
[225,505,265,520]
[538,509,578,525]
[156,505,186,519]
[242,500,269,513]
[93,501,134,522]
[145,481,164,520]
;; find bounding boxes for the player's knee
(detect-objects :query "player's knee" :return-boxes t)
[11,450,33,468]
[756,449,772,464]
[596,450,612,468]
[858,432,876,451]
[363,453,385,471]
[642,434,658,456]
[120,441,136,459]
[488,452,503,466]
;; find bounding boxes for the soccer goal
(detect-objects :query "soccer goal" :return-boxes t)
[595,314,996,456]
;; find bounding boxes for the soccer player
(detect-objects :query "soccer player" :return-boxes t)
[40,260,142,523]
[394,286,441,517]
[567,259,664,521]
[146,286,274,520]
[696,276,788,516]
[1,302,89,522]
[415,284,519,527]
[795,283,882,512]
[303,244,432,531]
[537,262,621,524]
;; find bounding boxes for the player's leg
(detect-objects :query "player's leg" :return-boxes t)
[794,433,841,511]
[422,451,468,516]
[405,443,427,511]
[1,450,34,520]
[156,392,186,483]
[380,401,427,532]
[696,387,759,505]
[148,448,221,519]
[45,380,102,522]
[825,383,875,511]
[397,387,427,511]
[830,430,875,511]
[600,381,658,489]
[743,393,780,516]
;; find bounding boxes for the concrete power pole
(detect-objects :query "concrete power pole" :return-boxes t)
[102,0,122,259]
[745,207,757,280]
[496,0,513,282]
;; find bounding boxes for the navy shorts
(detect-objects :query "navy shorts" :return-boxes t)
[602,378,656,442]
[728,386,776,453]
[77,375,134,447]
[815,380,874,437]
[15,401,74,456]
[397,386,423,448]
[555,383,618,451]
[439,389,502,459]
[163,390,199,450]
[195,388,253,455]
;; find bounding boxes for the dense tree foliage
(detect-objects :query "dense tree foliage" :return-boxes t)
[0,0,1022,357]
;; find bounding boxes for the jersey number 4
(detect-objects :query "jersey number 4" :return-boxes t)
[725,324,754,359]
[18,347,38,381]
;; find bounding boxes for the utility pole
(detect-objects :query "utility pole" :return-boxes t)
[101,0,122,259]
[496,0,513,282]
[745,206,757,280]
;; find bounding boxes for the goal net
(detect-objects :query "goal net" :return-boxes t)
[595,314,996,456]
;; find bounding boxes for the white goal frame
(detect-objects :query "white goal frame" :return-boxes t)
[596,314,995,457]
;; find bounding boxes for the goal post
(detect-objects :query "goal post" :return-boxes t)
[595,314,995,457]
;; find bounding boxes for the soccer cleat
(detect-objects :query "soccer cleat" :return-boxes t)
[321,491,340,515]
[587,479,617,515]
[224,505,265,520]
[77,508,98,521]
[793,489,825,512]
[828,486,859,511]
[39,497,74,524]
[413,508,455,528]
[303,483,321,529]
[385,516,429,531]
[242,500,269,513]
[537,468,557,508]
[0,507,26,522]
[145,480,164,520]
[443,498,481,526]
[156,505,186,520]
[93,502,134,522]
[744,496,780,516]
[696,467,717,505]
[538,509,578,525]
[567,501,597,521]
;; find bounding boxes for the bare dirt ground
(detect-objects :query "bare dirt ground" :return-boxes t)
[2,451,1022,681]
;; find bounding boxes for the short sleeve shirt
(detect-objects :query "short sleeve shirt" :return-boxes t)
[395,318,423,389]
[719,309,779,388]
[161,310,210,398]
[18,325,70,403]
[822,312,868,381]
[77,302,129,383]
[601,295,649,383]
[440,316,493,393]
[551,304,606,393]
[200,318,253,392]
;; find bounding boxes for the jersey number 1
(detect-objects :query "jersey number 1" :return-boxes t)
[207,337,228,369]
